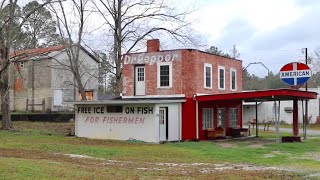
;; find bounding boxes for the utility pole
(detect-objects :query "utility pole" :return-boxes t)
[304,48,308,140]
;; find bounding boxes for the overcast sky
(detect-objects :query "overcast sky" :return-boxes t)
[18,0,320,76]
[171,0,320,77]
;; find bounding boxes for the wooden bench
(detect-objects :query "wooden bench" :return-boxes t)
[206,127,224,139]
[229,128,248,137]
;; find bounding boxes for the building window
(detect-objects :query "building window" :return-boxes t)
[20,61,24,68]
[204,63,212,88]
[159,109,165,124]
[202,108,213,130]
[229,108,238,128]
[157,62,172,88]
[137,67,145,81]
[79,91,93,101]
[230,68,237,91]
[107,106,123,113]
[218,66,225,90]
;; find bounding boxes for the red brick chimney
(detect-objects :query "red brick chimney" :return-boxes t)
[147,39,160,52]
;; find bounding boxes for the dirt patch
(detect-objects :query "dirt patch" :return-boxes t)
[247,143,266,148]
[62,153,283,172]
[263,151,292,158]
[217,143,238,148]
[296,152,320,161]
[0,148,304,179]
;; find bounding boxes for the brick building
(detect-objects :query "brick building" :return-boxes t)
[73,39,317,142]
[73,39,246,142]
[122,39,242,97]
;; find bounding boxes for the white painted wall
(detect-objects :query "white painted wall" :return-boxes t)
[76,104,157,142]
[243,88,320,124]
[75,103,182,143]
[155,103,181,142]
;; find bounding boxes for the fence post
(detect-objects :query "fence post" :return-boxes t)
[26,98,29,111]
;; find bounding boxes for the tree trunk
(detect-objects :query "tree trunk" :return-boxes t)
[0,66,12,130]
[74,70,87,101]
[114,0,122,97]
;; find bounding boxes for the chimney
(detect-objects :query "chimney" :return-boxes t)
[147,39,160,52]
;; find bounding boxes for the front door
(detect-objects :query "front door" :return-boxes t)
[217,108,226,135]
[159,107,168,141]
[135,66,145,95]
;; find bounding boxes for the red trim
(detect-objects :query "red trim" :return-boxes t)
[293,99,299,136]
[196,89,317,102]
[182,98,197,140]
[238,104,243,128]
[225,108,230,135]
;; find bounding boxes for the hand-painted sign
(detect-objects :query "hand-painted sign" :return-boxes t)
[124,51,181,65]
[280,62,311,86]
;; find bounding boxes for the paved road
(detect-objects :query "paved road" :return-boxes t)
[243,125,320,136]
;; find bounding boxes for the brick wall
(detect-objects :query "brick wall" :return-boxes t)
[181,50,242,97]
[122,40,243,98]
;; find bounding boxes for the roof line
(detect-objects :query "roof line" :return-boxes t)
[123,49,242,62]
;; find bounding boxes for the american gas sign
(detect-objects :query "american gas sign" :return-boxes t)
[280,62,311,86]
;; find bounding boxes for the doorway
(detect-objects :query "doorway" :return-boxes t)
[217,108,226,135]
[159,107,168,141]
[135,66,145,95]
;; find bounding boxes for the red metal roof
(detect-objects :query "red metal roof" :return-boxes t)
[196,89,318,102]
[9,45,99,63]
[10,45,65,60]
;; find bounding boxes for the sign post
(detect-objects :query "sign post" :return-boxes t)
[279,62,311,140]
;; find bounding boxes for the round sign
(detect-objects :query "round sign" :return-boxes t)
[279,62,311,86]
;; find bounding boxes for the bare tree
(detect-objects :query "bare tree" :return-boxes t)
[311,48,320,73]
[0,0,15,130]
[49,0,97,100]
[93,0,198,96]
[230,44,240,59]
[0,0,57,130]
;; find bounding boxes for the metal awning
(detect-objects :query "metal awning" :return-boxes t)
[196,89,317,102]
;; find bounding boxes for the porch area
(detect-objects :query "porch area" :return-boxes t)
[196,89,317,141]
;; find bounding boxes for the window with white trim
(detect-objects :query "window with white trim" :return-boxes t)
[204,63,212,88]
[202,108,213,130]
[229,108,238,128]
[230,68,237,91]
[218,66,225,90]
[157,62,172,88]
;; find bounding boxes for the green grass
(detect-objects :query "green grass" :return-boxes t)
[0,121,319,179]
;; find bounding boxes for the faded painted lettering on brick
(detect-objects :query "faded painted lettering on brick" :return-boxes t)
[124,51,181,65]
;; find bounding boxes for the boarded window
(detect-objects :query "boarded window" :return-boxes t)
[107,106,123,113]
[53,89,63,106]
[79,91,93,101]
